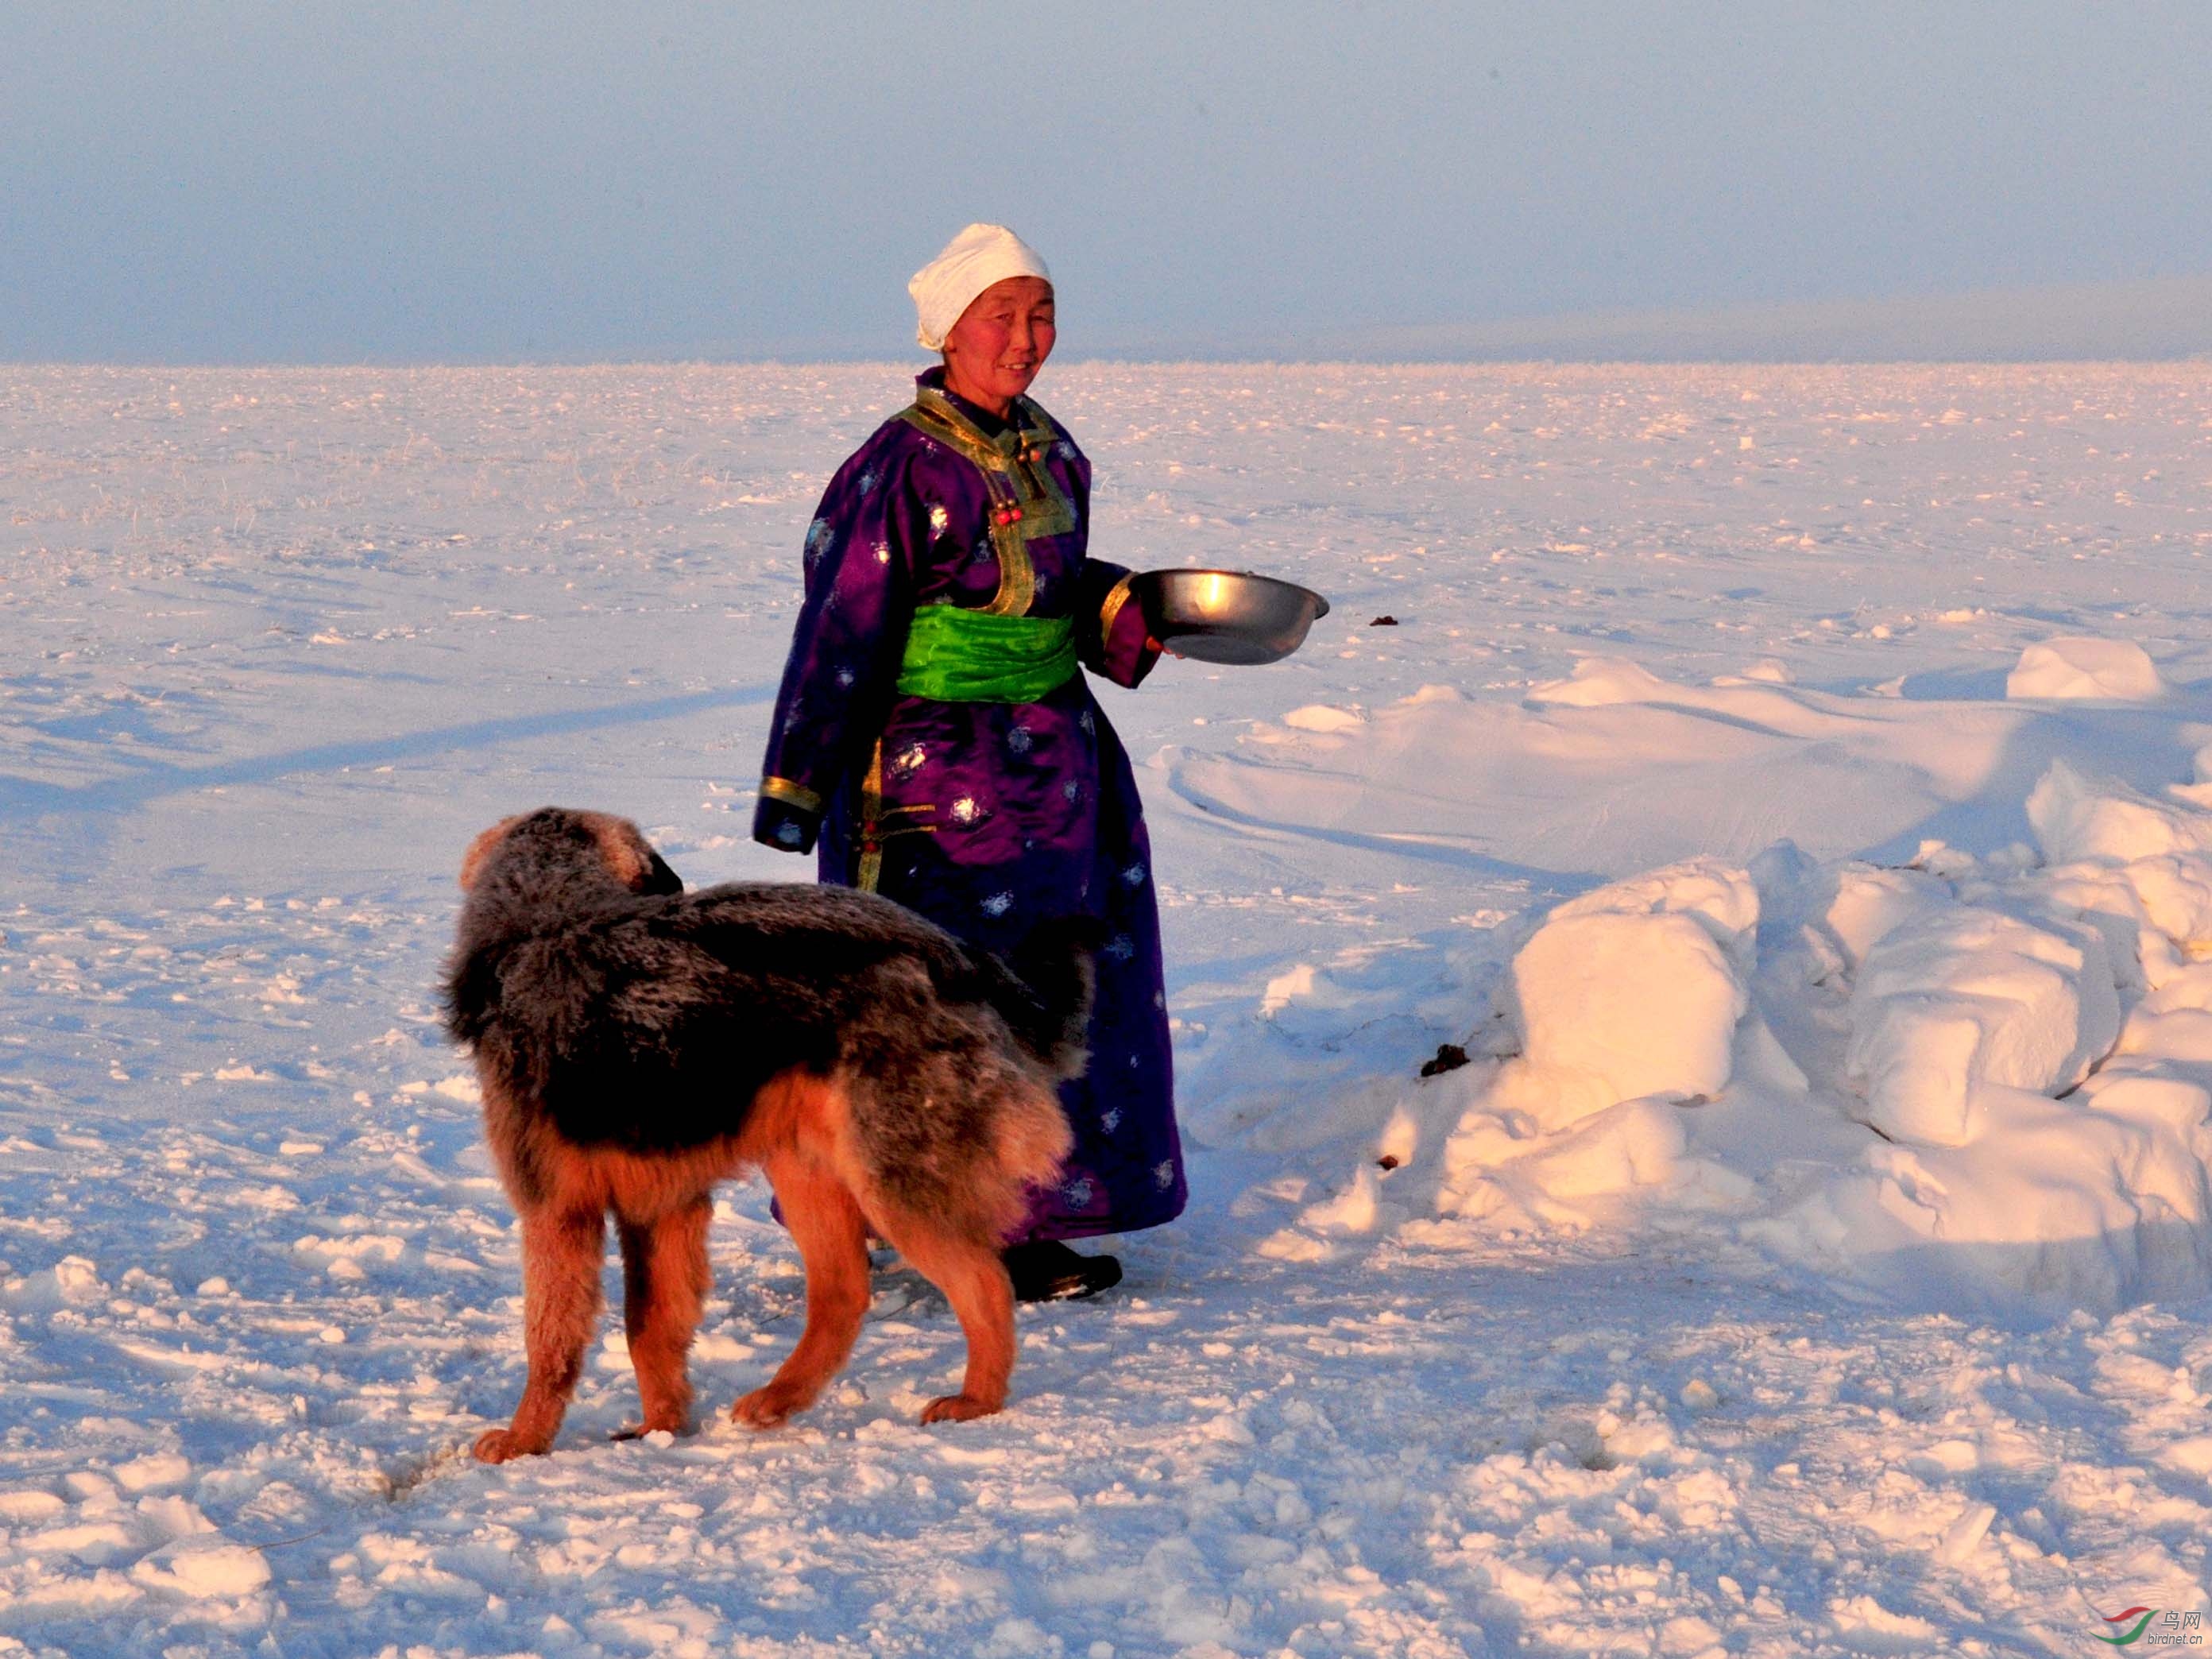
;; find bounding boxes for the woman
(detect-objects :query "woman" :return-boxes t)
[752,223,1184,1300]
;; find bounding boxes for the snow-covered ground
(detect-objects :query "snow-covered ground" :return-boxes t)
[6,362,2212,1657]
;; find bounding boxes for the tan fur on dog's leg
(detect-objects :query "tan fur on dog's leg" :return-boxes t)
[877,1216,1018,1424]
[732,1153,870,1429]
[617,1198,710,1437]
[475,1204,605,1462]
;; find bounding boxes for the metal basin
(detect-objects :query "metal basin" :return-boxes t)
[1131,569,1332,665]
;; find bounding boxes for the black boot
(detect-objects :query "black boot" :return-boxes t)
[1004,1239,1123,1302]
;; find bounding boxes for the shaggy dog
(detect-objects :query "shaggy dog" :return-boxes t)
[443,807,1089,1462]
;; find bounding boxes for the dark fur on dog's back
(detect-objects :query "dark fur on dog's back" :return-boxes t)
[443,810,1095,1185]
[443,806,1093,1458]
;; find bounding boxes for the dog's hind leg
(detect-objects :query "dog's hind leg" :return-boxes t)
[616,1196,710,1438]
[474,1202,605,1463]
[731,1154,869,1429]
[874,1216,1019,1425]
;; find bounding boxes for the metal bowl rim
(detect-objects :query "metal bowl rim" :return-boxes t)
[1134,568,1332,620]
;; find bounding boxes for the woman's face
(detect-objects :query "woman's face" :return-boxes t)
[942,276,1056,416]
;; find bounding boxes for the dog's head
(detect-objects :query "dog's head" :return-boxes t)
[458,808,685,899]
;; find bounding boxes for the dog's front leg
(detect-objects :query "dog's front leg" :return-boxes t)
[476,1203,605,1462]
[616,1197,710,1437]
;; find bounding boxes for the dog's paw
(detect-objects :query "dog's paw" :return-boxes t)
[919,1392,1002,1425]
[731,1382,813,1429]
[609,1413,691,1443]
[472,1427,548,1464]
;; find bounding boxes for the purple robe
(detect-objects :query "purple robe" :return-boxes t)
[752,369,1185,1243]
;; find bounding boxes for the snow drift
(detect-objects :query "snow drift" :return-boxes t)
[1240,651,2212,1317]
[2006,635,2167,702]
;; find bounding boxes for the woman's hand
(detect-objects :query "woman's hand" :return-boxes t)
[752,795,822,854]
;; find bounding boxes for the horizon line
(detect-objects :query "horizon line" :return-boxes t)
[6,274,2209,369]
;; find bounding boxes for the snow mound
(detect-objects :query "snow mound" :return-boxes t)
[1845,899,2120,1146]
[3,1255,105,1310]
[1390,861,1769,1233]
[2118,856,2212,953]
[1710,658,1796,688]
[130,1537,272,1599]
[1524,656,1681,707]
[1278,756,2212,1316]
[2029,757,2212,863]
[1509,860,1757,1127]
[1279,703,1366,733]
[2006,636,2165,701]
[1823,865,1950,970]
[1769,1070,2212,1317]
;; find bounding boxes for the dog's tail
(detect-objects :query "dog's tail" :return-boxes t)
[985,917,1106,1081]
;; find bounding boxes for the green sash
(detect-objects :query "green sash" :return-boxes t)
[896,605,1077,703]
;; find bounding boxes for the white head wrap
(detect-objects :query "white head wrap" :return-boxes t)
[908,223,1052,350]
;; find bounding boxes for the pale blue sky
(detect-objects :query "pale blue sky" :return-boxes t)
[4,2,2207,361]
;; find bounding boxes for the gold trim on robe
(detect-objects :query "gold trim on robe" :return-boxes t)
[853,764,938,898]
[857,742,885,892]
[896,389,1076,620]
[760,775,825,815]
[1098,572,1138,645]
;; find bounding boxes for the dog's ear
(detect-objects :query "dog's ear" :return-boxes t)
[640,847,685,896]
[578,813,683,895]
[459,816,524,891]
